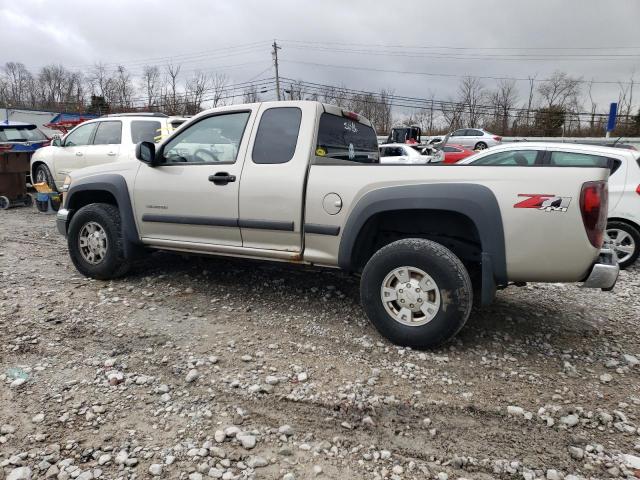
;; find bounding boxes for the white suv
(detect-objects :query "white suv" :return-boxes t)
[460,142,640,268]
[30,113,185,191]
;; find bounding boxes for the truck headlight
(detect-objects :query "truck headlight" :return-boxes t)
[61,175,72,192]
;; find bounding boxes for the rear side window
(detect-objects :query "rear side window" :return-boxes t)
[470,150,539,166]
[252,108,302,164]
[131,121,162,143]
[316,113,379,163]
[93,121,122,145]
[469,129,483,136]
[0,126,47,142]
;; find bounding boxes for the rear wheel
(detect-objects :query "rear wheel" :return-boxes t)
[67,203,131,279]
[606,221,640,268]
[360,238,473,349]
[474,142,488,150]
[33,164,57,191]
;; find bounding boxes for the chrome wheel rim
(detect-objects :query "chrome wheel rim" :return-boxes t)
[78,221,108,265]
[606,228,636,264]
[475,143,487,150]
[380,266,441,326]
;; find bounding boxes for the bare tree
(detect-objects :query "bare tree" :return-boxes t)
[184,71,211,114]
[141,65,160,109]
[114,65,134,108]
[489,79,518,135]
[2,62,33,106]
[163,63,181,114]
[242,85,259,103]
[538,71,581,109]
[457,76,486,127]
[211,73,228,107]
[89,63,117,106]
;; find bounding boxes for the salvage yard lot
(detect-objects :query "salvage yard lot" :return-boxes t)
[1,207,640,479]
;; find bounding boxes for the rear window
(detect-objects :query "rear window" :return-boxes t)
[0,125,47,142]
[316,113,378,163]
[549,151,620,174]
[252,107,302,164]
[131,120,162,143]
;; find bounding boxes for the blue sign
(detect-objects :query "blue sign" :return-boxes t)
[607,102,618,132]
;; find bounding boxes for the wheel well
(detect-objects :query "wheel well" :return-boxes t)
[31,161,46,179]
[608,217,640,234]
[350,209,482,276]
[68,190,118,212]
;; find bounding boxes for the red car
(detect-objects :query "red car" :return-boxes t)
[443,144,476,164]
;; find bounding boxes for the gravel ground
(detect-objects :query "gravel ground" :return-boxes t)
[1,207,640,480]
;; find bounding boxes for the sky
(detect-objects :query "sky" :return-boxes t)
[1,0,639,114]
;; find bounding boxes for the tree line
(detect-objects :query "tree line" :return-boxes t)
[1,61,638,137]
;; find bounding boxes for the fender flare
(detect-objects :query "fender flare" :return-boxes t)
[64,174,141,258]
[338,183,507,305]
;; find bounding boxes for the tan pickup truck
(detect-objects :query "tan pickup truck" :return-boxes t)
[56,101,618,348]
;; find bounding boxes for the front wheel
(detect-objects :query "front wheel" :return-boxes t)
[67,203,131,279]
[606,221,640,269]
[360,238,473,349]
[33,164,57,191]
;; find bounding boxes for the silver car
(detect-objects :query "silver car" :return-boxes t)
[447,128,502,150]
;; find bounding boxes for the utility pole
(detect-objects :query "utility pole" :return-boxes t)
[272,40,281,101]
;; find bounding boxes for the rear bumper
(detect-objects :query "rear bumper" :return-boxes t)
[56,208,71,237]
[580,248,619,291]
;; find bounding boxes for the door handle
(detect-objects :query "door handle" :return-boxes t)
[75,151,83,156]
[208,172,236,185]
[107,152,116,156]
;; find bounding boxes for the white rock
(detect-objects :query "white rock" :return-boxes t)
[188,473,203,480]
[265,375,279,385]
[114,450,128,465]
[237,432,256,449]
[297,372,308,382]
[546,469,562,480]
[283,474,295,480]
[600,373,613,383]
[9,378,26,389]
[246,456,268,468]
[31,413,44,423]
[185,369,199,383]
[97,454,111,465]
[392,465,404,474]
[507,406,524,416]
[278,425,294,436]
[623,354,639,367]
[214,430,225,443]
[149,464,163,476]
[7,467,31,480]
[380,450,391,460]
[623,453,640,469]
[560,414,579,427]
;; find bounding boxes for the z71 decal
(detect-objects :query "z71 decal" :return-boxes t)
[514,194,572,212]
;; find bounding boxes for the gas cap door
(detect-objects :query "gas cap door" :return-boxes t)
[322,193,342,215]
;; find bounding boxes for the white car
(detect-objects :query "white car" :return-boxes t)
[379,143,443,164]
[30,113,185,191]
[448,128,502,150]
[460,142,640,268]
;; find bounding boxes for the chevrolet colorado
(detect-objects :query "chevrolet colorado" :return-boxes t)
[55,101,618,348]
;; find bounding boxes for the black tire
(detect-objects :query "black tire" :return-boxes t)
[474,142,488,150]
[33,163,57,191]
[607,221,640,269]
[67,203,131,279]
[360,238,473,349]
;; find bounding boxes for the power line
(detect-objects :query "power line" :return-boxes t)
[280,59,636,85]
[277,39,640,51]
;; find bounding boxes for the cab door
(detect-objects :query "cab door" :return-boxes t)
[238,102,315,251]
[133,107,257,247]
[55,122,97,181]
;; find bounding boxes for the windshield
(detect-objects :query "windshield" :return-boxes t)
[0,125,48,142]
[316,113,379,163]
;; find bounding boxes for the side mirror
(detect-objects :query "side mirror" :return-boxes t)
[51,136,62,147]
[136,141,157,166]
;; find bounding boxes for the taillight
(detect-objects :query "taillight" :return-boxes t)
[493,136,502,142]
[636,184,640,196]
[580,181,608,248]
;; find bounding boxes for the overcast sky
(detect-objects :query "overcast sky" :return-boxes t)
[1,0,639,112]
